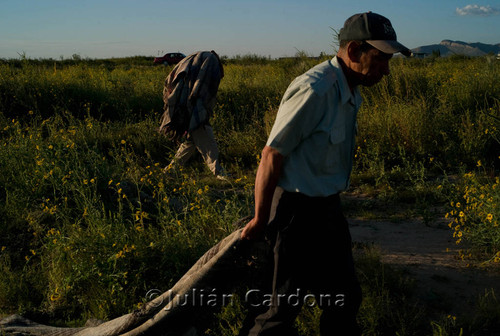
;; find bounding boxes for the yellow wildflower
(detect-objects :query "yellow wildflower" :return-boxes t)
[50,290,60,301]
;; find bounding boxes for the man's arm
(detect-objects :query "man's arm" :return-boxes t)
[241,146,284,240]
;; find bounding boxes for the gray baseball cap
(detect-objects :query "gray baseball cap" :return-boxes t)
[339,12,411,57]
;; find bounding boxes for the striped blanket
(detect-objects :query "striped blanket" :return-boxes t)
[158,51,224,141]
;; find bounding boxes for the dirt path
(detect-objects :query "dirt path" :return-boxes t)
[346,194,500,316]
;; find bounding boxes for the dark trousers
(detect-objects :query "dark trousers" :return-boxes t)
[241,191,362,336]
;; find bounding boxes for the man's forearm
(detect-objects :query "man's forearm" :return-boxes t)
[241,146,284,240]
[253,146,284,224]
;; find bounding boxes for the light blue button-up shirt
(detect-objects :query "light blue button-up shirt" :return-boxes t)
[267,56,362,197]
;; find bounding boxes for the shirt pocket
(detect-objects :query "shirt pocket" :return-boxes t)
[322,125,346,174]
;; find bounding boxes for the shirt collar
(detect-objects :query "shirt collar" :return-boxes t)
[331,56,362,108]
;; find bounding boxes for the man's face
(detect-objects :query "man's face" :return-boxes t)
[356,47,392,87]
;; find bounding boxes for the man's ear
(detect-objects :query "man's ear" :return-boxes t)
[346,41,362,63]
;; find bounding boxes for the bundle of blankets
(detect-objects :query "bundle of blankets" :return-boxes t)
[158,50,224,141]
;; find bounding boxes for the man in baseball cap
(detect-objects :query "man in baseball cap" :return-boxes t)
[239,12,409,335]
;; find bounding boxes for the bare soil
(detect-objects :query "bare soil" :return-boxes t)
[344,193,500,317]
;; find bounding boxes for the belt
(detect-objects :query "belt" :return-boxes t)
[281,190,340,208]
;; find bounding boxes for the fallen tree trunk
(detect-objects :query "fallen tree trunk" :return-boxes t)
[1,223,271,336]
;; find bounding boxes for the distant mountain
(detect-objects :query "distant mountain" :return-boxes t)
[411,40,500,57]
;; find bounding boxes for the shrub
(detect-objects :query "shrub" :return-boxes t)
[446,171,500,263]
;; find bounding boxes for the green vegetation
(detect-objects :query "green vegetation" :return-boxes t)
[0,55,499,334]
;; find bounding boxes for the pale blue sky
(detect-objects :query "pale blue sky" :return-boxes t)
[1,0,499,59]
